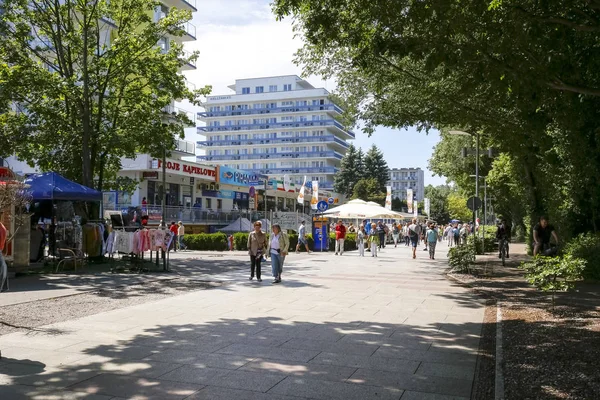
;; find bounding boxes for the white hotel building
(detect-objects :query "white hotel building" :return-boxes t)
[388,167,426,201]
[196,76,354,190]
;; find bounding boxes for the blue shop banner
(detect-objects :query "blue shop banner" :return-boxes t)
[217,166,266,187]
[202,189,249,200]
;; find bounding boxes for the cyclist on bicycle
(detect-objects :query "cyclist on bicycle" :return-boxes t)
[496,218,511,258]
[533,216,559,256]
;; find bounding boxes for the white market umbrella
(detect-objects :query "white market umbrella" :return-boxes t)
[321,199,402,219]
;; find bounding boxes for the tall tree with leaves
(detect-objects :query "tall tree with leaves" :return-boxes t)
[0,0,211,190]
[363,145,389,193]
[424,185,451,223]
[351,177,385,204]
[334,143,363,197]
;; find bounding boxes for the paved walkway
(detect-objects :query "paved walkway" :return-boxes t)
[1,243,485,400]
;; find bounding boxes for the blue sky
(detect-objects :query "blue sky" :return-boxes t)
[181,0,446,186]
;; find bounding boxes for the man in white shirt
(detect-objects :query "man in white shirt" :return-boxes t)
[295,220,311,254]
[408,219,422,259]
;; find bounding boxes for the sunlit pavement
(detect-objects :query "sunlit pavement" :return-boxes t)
[1,243,484,399]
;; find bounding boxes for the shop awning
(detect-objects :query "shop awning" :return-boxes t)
[24,172,102,202]
[219,217,254,233]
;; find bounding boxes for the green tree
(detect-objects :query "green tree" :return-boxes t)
[0,0,211,190]
[272,0,600,238]
[334,143,363,197]
[424,185,451,223]
[391,197,407,212]
[351,177,385,204]
[363,145,389,193]
[447,192,472,222]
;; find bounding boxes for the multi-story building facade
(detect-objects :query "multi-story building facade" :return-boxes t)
[196,75,354,190]
[388,167,426,201]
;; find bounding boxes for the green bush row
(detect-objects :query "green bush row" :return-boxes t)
[466,235,497,255]
[182,233,228,251]
[447,246,475,273]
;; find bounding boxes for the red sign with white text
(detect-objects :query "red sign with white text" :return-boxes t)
[152,159,216,181]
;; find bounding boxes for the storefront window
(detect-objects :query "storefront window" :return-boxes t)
[206,198,212,209]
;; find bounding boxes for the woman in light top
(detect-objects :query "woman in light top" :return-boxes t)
[357,224,366,257]
[266,223,289,284]
[247,221,267,282]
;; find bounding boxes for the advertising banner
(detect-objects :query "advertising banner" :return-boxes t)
[297,176,306,205]
[424,198,430,216]
[283,174,291,192]
[385,186,392,210]
[217,166,264,187]
[310,180,319,210]
[413,200,418,217]
[407,189,414,213]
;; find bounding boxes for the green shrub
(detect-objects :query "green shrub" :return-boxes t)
[328,233,357,251]
[233,232,249,251]
[182,233,228,251]
[467,235,497,255]
[520,254,586,307]
[563,233,600,280]
[448,245,475,273]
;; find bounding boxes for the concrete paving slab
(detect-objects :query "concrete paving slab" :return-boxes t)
[280,337,379,356]
[310,352,419,374]
[268,376,403,400]
[216,343,321,363]
[143,350,254,369]
[240,358,357,382]
[399,391,469,400]
[185,385,306,400]
[348,368,472,398]
[67,373,203,399]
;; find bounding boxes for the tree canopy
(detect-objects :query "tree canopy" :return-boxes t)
[363,145,389,193]
[272,0,600,238]
[0,0,211,190]
[351,177,385,204]
[333,143,363,197]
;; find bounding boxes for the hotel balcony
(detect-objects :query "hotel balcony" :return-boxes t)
[198,103,343,119]
[257,167,339,175]
[162,104,196,127]
[173,139,196,156]
[196,150,344,162]
[163,0,198,12]
[197,119,355,138]
[179,21,196,41]
[180,49,197,70]
[196,135,349,149]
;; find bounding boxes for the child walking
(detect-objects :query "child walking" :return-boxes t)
[368,223,380,257]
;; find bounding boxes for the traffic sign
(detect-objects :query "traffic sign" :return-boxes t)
[466,196,482,211]
[317,200,329,212]
[327,197,335,205]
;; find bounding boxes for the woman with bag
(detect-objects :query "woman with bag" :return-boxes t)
[247,221,267,282]
[266,223,289,284]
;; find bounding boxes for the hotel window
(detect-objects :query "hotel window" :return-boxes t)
[206,198,212,209]
[283,84,292,91]
[242,87,250,94]
[217,199,222,210]
[269,85,277,92]
[255,86,264,93]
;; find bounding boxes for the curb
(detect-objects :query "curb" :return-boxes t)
[495,304,506,400]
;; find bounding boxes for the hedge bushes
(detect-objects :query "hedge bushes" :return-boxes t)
[447,245,475,273]
[182,232,358,252]
[562,233,600,280]
[182,233,228,251]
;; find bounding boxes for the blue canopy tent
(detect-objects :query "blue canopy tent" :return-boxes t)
[24,172,101,202]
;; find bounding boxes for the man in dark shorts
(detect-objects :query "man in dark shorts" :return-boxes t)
[533,216,559,256]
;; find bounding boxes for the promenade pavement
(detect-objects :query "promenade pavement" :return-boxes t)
[1,242,486,400]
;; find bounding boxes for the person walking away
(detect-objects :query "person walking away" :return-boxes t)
[177,221,187,251]
[426,223,439,259]
[376,221,386,250]
[248,221,267,281]
[357,224,366,257]
[169,222,178,252]
[267,224,289,283]
[368,223,380,257]
[460,224,469,246]
[408,218,422,259]
[422,222,428,252]
[444,225,453,247]
[335,220,346,255]
[228,234,234,251]
[392,223,400,247]
[295,220,311,253]
[533,216,559,256]
[403,223,410,246]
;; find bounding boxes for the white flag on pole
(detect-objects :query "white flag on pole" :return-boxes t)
[310,181,319,210]
[385,186,392,210]
[297,176,306,204]
[413,200,418,217]
[407,189,413,213]
[424,198,430,216]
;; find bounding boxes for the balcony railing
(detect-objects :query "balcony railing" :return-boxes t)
[180,50,197,68]
[174,139,196,155]
[180,21,196,39]
[198,104,343,118]
[162,105,196,124]
[181,0,197,10]
[105,205,270,225]
[257,167,338,175]
[198,119,355,138]
[196,150,343,162]
[196,134,350,147]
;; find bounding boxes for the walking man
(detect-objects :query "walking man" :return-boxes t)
[335,220,346,255]
[408,218,422,259]
[295,220,311,253]
[426,223,439,260]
